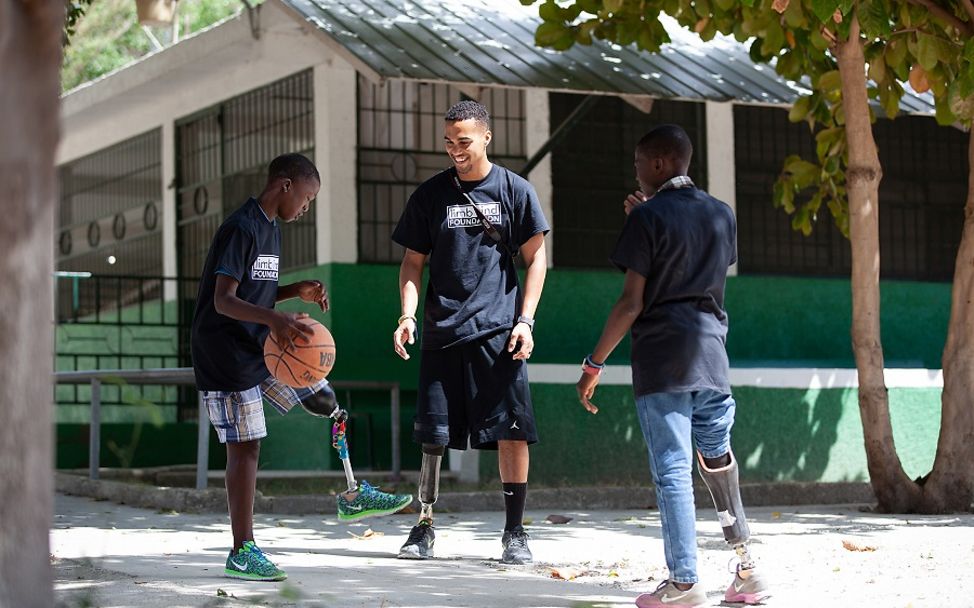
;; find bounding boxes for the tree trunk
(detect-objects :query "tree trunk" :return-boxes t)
[0,0,63,606]
[836,15,920,512]
[920,129,974,513]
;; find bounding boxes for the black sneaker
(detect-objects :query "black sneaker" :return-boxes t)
[398,521,435,559]
[500,529,532,565]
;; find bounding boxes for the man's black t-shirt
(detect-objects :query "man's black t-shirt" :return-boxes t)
[610,186,737,396]
[391,165,549,350]
[191,198,281,391]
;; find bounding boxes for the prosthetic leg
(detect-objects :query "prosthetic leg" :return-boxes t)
[301,384,355,493]
[696,450,754,569]
[397,443,443,559]
[301,384,413,519]
[417,444,444,522]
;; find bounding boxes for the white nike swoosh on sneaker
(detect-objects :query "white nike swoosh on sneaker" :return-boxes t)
[734,579,747,593]
[229,558,248,571]
[344,504,365,512]
[658,595,681,604]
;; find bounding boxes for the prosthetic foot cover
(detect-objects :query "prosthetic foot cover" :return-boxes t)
[697,450,750,545]
[418,444,444,520]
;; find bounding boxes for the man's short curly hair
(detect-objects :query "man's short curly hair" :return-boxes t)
[445,100,490,130]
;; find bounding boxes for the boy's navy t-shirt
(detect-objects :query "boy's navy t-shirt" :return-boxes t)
[391,165,549,350]
[610,186,737,396]
[191,198,281,391]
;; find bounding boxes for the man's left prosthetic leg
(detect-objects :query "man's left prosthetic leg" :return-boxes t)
[697,450,754,567]
[301,383,413,520]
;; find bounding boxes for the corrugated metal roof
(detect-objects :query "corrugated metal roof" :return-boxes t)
[281,0,934,113]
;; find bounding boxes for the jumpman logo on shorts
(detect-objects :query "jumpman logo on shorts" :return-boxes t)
[510,420,520,430]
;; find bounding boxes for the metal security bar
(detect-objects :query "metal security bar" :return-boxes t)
[549,93,708,269]
[733,105,966,281]
[57,129,163,277]
[357,77,527,262]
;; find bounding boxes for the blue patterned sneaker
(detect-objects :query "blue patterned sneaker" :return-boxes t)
[224,541,287,581]
[337,480,413,521]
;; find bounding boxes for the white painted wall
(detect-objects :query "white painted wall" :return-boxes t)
[313,62,358,265]
[705,100,738,276]
[524,88,554,267]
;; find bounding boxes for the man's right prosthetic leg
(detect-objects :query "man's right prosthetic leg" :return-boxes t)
[417,444,444,522]
[697,450,755,570]
[397,443,443,559]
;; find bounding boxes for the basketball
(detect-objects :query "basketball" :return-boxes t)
[263,318,336,387]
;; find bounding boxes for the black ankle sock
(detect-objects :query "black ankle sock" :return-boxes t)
[502,482,527,532]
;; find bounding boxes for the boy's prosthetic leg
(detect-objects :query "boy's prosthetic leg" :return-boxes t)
[697,450,755,569]
[300,383,355,493]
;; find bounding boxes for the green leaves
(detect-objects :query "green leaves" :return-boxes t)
[810,0,841,24]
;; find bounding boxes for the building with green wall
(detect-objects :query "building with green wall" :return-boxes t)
[55,0,963,489]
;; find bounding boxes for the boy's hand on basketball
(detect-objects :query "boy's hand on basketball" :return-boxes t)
[270,311,313,349]
[576,373,600,414]
[624,191,648,216]
[509,323,533,360]
[297,280,329,312]
[393,318,416,360]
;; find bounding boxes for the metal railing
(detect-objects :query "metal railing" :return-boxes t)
[54,368,402,490]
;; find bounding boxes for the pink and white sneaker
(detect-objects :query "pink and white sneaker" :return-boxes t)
[635,580,708,608]
[725,567,770,604]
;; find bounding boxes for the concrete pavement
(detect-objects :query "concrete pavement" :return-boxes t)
[52,493,974,608]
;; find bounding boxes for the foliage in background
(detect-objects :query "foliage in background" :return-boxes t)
[62,0,244,92]
[525,0,973,237]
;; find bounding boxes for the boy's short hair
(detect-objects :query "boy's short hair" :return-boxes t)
[445,100,490,130]
[637,124,693,164]
[267,153,320,184]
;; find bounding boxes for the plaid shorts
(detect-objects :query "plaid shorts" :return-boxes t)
[202,376,330,443]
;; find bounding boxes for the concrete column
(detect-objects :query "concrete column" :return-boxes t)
[161,121,178,298]
[524,88,554,267]
[705,100,738,276]
[314,61,358,265]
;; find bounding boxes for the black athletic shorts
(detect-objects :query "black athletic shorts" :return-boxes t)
[414,329,538,451]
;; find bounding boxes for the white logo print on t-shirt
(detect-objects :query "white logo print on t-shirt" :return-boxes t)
[446,202,501,229]
[251,255,279,281]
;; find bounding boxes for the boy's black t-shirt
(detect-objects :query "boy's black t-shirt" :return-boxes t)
[191,198,281,391]
[391,165,549,350]
[610,187,737,396]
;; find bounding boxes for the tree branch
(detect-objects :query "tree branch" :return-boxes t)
[906,0,974,36]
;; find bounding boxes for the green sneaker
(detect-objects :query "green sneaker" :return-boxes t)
[224,541,287,581]
[337,480,413,521]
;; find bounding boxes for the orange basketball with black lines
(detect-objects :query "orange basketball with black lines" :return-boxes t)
[263,318,336,388]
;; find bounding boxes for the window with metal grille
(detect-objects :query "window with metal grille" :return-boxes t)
[548,94,708,269]
[57,129,163,278]
[175,70,316,280]
[734,105,966,281]
[357,76,527,263]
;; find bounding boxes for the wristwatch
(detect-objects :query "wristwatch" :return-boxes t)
[516,315,535,330]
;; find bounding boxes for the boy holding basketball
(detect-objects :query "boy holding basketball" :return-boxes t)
[392,101,549,564]
[576,125,769,607]
[192,153,411,582]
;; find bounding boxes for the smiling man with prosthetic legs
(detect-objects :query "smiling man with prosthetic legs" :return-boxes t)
[392,101,548,564]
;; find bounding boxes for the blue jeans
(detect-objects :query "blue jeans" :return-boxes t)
[635,389,736,584]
